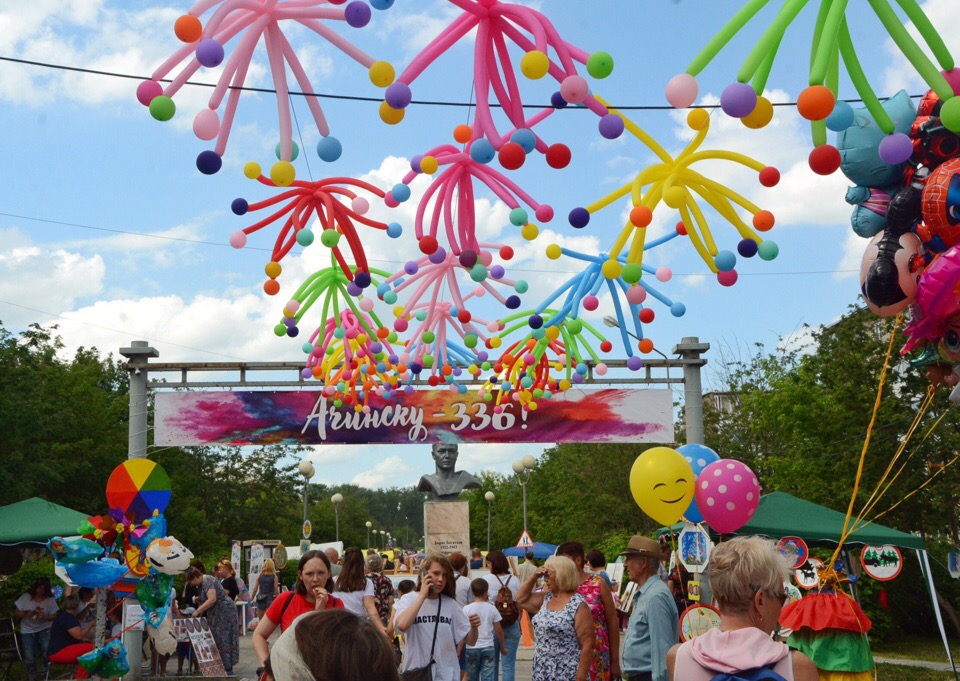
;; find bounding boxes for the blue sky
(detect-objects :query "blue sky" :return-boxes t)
[2,0,957,489]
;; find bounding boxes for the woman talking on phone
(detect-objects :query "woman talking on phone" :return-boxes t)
[393,555,481,681]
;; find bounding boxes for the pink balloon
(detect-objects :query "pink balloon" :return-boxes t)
[229,231,247,248]
[560,75,589,104]
[665,73,698,109]
[193,108,221,141]
[695,459,760,534]
[626,285,647,305]
[136,80,163,106]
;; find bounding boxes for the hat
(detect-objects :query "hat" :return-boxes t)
[619,536,661,558]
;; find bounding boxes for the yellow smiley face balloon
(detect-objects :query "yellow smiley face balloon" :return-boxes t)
[630,447,696,526]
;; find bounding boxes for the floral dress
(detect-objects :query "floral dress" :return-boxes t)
[202,575,239,672]
[578,575,610,680]
[531,592,586,681]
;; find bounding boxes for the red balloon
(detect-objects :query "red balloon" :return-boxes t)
[419,235,439,254]
[499,245,514,260]
[545,143,571,169]
[808,145,841,175]
[758,166,780,187]
[499,142,526,170]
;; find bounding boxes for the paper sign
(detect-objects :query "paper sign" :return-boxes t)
[184,617,226,677]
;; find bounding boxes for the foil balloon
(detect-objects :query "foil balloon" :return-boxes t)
[629,447,695,527]
[146,537,195,575]
[859,229,923,317]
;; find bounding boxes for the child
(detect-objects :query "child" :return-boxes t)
[462,578,505,681]
[389,579,417,667]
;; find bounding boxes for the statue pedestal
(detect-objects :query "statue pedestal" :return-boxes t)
[424,501,470,556]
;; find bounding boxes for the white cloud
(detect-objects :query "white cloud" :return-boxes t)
[351,455,411,488]
[881,0,960,95]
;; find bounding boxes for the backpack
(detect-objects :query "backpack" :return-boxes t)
[710,667,788,681]
[494,575,519,627]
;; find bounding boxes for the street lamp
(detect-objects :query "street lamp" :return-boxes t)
[298,459,315,541]
[484,491,495,553]
[365,521,372,549]
[512,455,536,535]
[331,493,343,542]
[379,530,385,549]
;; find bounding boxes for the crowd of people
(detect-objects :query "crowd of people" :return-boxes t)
[11,535,817,681]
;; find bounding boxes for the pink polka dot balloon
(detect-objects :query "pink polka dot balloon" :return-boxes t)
[695,459,760,534]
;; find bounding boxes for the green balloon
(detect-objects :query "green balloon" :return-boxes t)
[464,334,478,348]
[586,51,614,79]
[758,240,779,261]
[149,96,176,122]
[320,230,341,248]
[941,97,960,133]
[296,229,314,247]
[273,323,287,337]
[621,263,643,284]
[423,331,436,343]
[422,354,434,368]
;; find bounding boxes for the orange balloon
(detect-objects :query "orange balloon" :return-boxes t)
[753,210,775,232]
[263,279,280,295]
[453,124,473,144]
[174,15,202,43]
[797,85,835,121]
[638,338,654,354]
[630,205,652,228]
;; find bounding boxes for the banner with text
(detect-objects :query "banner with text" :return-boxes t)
[154,388,672,445]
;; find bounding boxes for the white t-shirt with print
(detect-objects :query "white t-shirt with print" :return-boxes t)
[463,601,501,649]
[395,594,471,681]
[335,578,375,618]
[15,595,58,634]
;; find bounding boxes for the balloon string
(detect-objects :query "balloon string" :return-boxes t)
[289,93,314,182]
[827,313,901,569]
[850,385,938,530]
[869,450,960,525]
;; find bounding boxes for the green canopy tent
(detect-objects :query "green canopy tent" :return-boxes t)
[0,497,90,547]
[659,491,925,549]
[660,491,954,672]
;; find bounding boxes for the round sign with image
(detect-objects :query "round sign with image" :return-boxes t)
[776,536,809,570]
[860,545,902,581]
[679,604,722,642]
[795,557,823,590]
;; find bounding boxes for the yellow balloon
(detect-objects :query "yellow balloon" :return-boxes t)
[629,447,695,526]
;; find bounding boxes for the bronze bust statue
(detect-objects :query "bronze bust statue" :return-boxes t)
[417,443,481,501]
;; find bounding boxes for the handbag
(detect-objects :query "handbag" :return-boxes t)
[399,593,441,681]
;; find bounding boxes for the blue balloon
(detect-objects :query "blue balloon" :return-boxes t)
[676,443,720,523]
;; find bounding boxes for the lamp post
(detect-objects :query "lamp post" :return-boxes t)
[331,493,343,542]
[484,491,495,553]
[512,455,536,534]
[365,521,372,550]
[379,530,385,549]
[298,459,315,540]
[602,316,708,445]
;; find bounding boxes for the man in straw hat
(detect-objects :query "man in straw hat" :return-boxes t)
[620,536,679,681]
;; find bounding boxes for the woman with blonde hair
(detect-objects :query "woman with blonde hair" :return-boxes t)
[517,555,594,681]
[667,536,818,681]
[250,558,280,619]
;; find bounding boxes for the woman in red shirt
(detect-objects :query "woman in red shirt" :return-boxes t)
[252,549,344,670]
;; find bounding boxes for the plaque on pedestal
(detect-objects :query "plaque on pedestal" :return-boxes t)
[424,501,470,556]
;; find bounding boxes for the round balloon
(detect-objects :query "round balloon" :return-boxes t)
[106,460,171,523]
[676,444,721,523]
[629,447,696,526]
[695,459,760,534]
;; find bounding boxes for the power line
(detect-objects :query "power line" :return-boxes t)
[0,55,919,110]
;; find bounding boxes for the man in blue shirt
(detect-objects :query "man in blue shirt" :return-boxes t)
[621,536,679,681]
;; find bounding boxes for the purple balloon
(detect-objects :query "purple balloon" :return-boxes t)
[404,261,418,275]
[196,39,224,68]
[720,82,757,118]
[385,82,412,109]
[598,113,624,139]
[490,265,505,279]
[569,207,590,228]
[344,1,371,28]
[878,133,913,165]
[626,356,643,371]
[429,247,447,264]
[346,282,362,296]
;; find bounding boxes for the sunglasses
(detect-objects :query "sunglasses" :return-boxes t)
[751,585,788,606]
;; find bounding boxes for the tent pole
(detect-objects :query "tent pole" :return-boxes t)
[917,549,959,680]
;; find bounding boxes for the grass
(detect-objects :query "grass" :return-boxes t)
[877,662,956,679]
[872,635,960,663]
